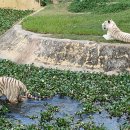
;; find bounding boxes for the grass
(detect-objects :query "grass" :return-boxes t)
[22,1,130,42]
[0,59,130,129]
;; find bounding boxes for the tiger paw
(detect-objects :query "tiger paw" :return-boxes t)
[103,34,114,40]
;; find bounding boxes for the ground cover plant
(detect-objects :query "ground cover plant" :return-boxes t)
[68,0,130,13]
[0,9,32,35]
[0,59,130,129]
[22,0,130,42]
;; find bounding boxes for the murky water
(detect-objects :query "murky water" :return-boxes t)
[6,95,126,130]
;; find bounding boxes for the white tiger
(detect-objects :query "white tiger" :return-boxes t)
[0,76,35,104]
[102,19,130,42]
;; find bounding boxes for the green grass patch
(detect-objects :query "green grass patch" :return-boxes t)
[0,9,32,35]
[0,59,130,129]
[22,1,130,42]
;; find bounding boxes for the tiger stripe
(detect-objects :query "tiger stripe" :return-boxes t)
[0,76,35,104]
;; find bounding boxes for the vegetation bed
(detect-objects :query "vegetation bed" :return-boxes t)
[0,9,32,35]
[0,59,130,129]
[68,0,130,13]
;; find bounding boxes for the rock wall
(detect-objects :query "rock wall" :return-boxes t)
[0,25,130,73]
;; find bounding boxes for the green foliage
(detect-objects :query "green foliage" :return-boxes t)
[0,117,40,130]
[0,59,129,129]
[68,0,130,13]
[0,59,130,116]
[39,104,72,129]
[55,117,71,127]
[97,2,130,14]
[120,123,130,130]
[47,104,59,112]
[40,111,53,122]
[75,121,106,130]
[0,9,32,34]
[0,105,9,115]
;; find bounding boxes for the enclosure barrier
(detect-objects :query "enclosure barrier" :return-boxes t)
[0,25,130,74]
[0,0,41,10]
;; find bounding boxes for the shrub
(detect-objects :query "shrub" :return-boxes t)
[97,2,130,13]
[0,9,32,34]
[68,0,130,13]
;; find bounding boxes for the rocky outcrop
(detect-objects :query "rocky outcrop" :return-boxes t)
[0,25,130,73]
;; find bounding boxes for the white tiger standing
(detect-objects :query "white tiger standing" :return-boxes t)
[0,76,33,104]
[102,19,130,42]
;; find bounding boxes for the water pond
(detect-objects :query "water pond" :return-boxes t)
[6,95,127,130]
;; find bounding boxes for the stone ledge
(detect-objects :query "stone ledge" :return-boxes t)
[0,24,130,74]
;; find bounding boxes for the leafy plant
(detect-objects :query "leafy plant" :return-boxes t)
[75,121,106,130]
[0,59,129,129]
[55,117,71,127]
[0,9,32,34]
[68,0,130,13]
[40,111,53,123]
[0,105,9,115]
[47,104,59,112]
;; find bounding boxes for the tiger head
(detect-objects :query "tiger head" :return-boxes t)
[102,20,117,31]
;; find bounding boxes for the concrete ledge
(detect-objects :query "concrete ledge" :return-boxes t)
[0,24,130,74]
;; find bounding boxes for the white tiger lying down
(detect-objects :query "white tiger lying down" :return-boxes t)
[102,20,130,42]
[0,76,37,104]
